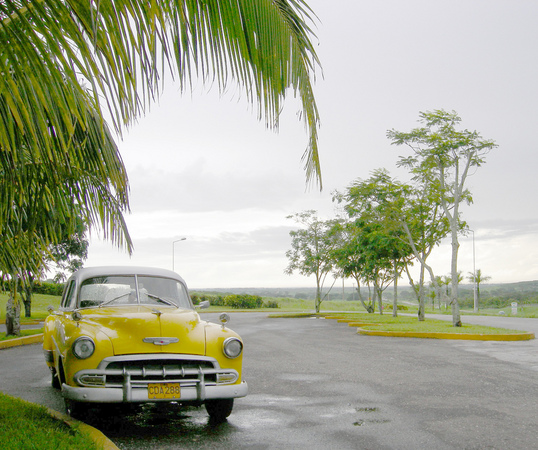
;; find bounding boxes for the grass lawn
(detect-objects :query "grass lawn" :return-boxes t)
[0,292,57,340]
[321,313,523,334]
[476,304,538,318]
[0,328,43,341]
[0,292,61,323]
[0,392,97,450]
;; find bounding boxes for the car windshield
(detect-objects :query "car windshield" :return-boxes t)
[78,275,192,309]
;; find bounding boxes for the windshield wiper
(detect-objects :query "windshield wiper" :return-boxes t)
[99,291,132,308]
[146,293,177,307]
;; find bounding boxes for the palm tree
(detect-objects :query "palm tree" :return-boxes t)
[1,1,322,334]
[1,83,130,335]
[467,269,491,309]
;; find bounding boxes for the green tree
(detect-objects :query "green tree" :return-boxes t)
[334,169,448,319]
[329,219,376,313]
[399,182,450,320]
[388,110,497,327]
[47,219,89,283]
[467,269,491,311]
[333,173,413,315]
[353,219,404,315]
[15,215,90,320]
[285,211,338,313]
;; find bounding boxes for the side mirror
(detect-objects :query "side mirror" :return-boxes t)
[196,300,210,310]
[47,305,55,314]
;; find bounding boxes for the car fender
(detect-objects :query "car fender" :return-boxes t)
[204,322,244,382]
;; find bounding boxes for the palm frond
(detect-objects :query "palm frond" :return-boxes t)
[0,0,322,186]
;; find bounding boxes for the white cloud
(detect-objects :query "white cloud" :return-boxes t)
[86,0,538,288]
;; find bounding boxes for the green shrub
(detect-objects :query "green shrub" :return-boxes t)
[224,294,263,309]
[263,300,280,308]
[33,281,65,297]
[190,293,226,306]
[210,295,226,306]
[0,280,64,297]
[384,303,409,311]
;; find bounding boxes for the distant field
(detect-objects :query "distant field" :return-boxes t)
[1,291,536,323]
[475,304,538,318]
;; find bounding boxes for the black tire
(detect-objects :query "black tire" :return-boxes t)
[51,369,61,390]
[205,398,234,422]
[64,399,89,419]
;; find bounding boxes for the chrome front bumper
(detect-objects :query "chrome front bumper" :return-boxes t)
[62,353,248,404]
[62,380,248,403]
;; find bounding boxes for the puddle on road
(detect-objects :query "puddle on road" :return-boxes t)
[77,395,392,447]
[356,407,379,413]
[353,406,391,427]
[279,373,330,382]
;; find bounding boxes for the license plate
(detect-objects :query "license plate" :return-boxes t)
[148,383,181,399]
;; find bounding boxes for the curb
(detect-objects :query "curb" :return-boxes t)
[355,329,535,341]
[324,315,535,341]
[0,333,43,349]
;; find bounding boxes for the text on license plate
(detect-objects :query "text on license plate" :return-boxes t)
[148,383,181,399]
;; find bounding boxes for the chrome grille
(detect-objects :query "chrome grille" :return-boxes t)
[74,354,240,401]
[103,359,217,386]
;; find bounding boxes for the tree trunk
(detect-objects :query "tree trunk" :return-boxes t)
[450,224,462,327]
[376,285,383,315]
[355,282,374,313]
[451,300,461,327]
[371,289,376,314]
[6,296,21,336]
[392,267,398,318]
[417,263,425,321]
[21,276,34,318]
[315,278,321,313]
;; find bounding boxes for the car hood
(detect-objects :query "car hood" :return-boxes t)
[80,306,206,356]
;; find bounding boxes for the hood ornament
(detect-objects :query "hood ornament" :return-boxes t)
[143,337,179,346]
[151,308,162,316]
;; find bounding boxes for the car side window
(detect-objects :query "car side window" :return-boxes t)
[61,280,77,310]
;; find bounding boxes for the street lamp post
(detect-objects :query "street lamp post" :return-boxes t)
[172,237,186,272]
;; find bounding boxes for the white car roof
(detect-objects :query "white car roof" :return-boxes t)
[68,266,187,286]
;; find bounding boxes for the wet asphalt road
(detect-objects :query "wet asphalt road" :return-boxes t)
[1,312,537,449]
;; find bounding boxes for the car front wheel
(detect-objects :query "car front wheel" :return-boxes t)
[65,399,90,419]
[51,369,61,390]
[205,399,234,422]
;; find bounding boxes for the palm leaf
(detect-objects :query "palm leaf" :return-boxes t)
[1,0,322,186]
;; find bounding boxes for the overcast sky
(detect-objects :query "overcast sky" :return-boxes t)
[85,0,538,289]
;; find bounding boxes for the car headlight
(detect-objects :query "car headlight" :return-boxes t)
[223,337,243,359]
[72,337,95,359]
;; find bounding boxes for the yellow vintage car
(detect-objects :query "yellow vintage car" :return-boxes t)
[43,266,248,421]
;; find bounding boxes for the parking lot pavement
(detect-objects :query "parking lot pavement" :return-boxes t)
[431,314,538,372]
[2,312,537,449]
